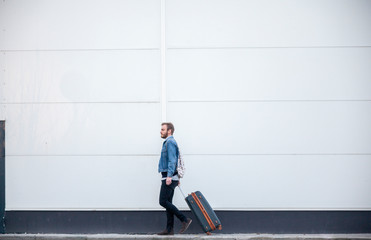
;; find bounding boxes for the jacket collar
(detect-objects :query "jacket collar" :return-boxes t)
[164,135,174,142]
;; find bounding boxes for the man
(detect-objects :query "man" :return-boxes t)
[157,122,192,235]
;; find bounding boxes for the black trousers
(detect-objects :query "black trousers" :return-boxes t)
[159,180,187,231]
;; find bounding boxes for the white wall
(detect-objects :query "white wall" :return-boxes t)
[0,52,4,120]
[1,0,370,210]
[1,0,163,210]
[167,0,371,210]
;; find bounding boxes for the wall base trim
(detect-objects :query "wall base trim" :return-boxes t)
[4,210,371,234]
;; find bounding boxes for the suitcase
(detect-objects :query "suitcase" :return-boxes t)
[179,187,222,235]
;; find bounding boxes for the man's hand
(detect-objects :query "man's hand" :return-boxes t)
[166,177,172,185]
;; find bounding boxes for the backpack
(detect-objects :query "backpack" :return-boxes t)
[177,149,185,178]
[165,140,185,178]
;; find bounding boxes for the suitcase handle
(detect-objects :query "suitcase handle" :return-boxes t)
[178,186,186,199]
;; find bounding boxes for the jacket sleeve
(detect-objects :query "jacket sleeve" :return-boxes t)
[166,140,177,177]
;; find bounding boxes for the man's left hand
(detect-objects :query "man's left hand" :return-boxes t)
[166,177,172,185]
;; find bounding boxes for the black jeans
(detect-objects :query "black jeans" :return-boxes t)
[159,180,187,231]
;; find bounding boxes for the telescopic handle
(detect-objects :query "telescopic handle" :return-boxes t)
[178,186,186,199]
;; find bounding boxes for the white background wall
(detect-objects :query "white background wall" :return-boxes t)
[0,0,370,211]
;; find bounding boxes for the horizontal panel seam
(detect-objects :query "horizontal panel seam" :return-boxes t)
[0,48,160,52]
[2,101,370,104]
[2,47,370,52]
[5,153,371,157]
[168,46,371,50]
[185,153,371,156]
[4,208,371,211]
[169,100,371,103]
[1,101,160,104]
[3,101,371,104]
[6,154,159,157]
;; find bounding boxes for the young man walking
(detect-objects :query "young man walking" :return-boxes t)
[157,122,192,235]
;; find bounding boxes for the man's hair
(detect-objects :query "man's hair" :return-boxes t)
[162,122,175,134]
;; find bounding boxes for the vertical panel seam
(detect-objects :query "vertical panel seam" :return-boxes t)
[160,0,166,122]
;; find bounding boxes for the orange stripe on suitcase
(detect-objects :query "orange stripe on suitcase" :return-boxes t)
[191,192,216,231]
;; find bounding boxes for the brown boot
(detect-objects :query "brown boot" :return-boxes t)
[179,218,192,234]
[157,229,174,235]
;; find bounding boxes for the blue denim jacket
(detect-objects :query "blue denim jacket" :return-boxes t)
[158,135,179,177]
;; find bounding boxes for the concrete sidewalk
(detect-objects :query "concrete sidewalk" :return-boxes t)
[0,234,371,240]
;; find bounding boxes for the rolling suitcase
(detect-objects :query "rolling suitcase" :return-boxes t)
[179,187,222,235]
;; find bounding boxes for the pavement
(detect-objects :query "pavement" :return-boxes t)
[0,234,371,240]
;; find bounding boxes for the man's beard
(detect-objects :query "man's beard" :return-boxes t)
[161,132,168,139]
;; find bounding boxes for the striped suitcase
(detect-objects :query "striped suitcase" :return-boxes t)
[180,188,222,235]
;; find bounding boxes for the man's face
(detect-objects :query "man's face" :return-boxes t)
[160,125,170,139]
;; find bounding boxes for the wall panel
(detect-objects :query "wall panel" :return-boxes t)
[0,52,5,120]
[6,156,162,210]
[167,48,371,101]
[166,0,371,48]
[6,103,161,155]
[172,155,371,210]
[0,0,161,50]
[168,102,371,155]
[0,105,4,121]
[3,50,160,103]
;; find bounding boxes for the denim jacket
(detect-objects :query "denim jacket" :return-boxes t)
[158,135,179,177]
